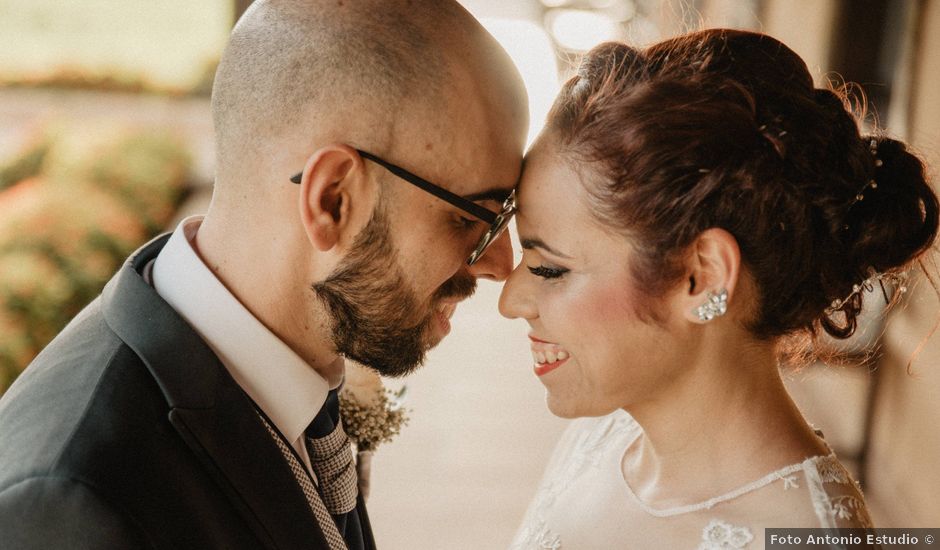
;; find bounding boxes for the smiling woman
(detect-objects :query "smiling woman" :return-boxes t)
[502,138,693,419]
[501,28,938,548]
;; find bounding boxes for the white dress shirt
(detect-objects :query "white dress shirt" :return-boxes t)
[151,215,330,479]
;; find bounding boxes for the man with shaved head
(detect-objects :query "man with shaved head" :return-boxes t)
[0,1,528,548]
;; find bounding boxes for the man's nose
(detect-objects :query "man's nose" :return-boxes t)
[467,230,513,281]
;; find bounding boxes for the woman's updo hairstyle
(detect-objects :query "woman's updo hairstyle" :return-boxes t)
[547,29,939,340]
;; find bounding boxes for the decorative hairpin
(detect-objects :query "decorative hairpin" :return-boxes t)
[869,138,883,164]
[757,122,787,158]
[825,266,908,314]
[850,139,883,205]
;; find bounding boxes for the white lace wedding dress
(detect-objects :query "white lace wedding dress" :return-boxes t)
[511,410,873,550]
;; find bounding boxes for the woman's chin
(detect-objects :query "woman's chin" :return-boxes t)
[545,392,620,419]
[544,394,590,419]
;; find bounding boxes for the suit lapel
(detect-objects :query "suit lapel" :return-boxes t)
[101,235,331,550]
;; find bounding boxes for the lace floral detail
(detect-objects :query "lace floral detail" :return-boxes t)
[816,456,849,484]
[781,474,799,490]
[697,519,754,549]
[804,456,875,529]
[826,495,874,529]
[830,496,866,521]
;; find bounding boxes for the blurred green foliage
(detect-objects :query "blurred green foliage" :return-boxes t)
[0,130,190,393]
[0,139,50,193]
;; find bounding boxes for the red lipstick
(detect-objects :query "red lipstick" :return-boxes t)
[534,357,568,377]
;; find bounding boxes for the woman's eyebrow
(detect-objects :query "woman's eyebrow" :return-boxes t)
[520,237,573,259]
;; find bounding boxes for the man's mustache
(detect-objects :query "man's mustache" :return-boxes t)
[433,271,476,302]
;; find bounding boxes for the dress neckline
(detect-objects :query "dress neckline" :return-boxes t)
[616,418,837,518]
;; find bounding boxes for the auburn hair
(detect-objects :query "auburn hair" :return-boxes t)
[547,29,939,340]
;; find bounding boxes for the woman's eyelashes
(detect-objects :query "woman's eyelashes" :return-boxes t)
[527,264,570,279]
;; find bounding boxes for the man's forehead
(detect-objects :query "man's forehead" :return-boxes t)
[415,97,525,198]
[412,145,519,205]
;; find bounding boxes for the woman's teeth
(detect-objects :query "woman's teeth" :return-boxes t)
[532,349,569,365]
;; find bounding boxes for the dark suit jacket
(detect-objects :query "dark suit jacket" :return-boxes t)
[0,235,376,549]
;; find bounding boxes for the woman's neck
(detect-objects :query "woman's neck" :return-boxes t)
[622,336,829,509]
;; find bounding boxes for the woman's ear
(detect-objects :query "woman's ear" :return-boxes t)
[296,144,369,251]
[680,228,741,323]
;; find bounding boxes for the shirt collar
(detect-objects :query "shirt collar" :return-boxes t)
[151,215,330,445]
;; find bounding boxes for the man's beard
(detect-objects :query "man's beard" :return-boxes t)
[312,206,476,378]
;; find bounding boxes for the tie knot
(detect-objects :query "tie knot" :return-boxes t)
[307,389,341,439]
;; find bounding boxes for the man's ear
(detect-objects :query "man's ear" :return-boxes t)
[680,228,741,323]
[297,144,369,251]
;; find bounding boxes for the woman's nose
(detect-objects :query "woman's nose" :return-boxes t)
[498,260,536,320]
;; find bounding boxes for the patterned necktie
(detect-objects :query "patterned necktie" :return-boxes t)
[306,389,364,549]
[255,412,347,550]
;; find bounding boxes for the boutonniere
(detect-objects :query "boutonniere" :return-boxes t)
[339,361,409,500]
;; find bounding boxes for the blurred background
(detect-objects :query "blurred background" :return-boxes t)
[1,0,938,547]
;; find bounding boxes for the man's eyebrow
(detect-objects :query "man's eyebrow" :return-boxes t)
[461,188,513,203]
[520,238,572,259]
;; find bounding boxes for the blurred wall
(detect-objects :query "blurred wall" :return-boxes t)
[760,0,838,82]
[762,0,940,528]
[909,0,940,155]
[867,0,940,529]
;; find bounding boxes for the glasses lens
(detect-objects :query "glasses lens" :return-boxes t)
[466,191,516,265]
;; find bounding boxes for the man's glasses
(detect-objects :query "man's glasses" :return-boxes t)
[290,149,516,265]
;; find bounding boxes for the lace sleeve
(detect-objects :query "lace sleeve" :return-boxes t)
[803,456,874,529]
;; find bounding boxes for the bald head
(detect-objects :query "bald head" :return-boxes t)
[210,0,527,198]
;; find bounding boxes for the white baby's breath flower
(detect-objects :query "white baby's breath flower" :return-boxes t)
[339,360,409,453]
[339,361,410,501]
